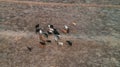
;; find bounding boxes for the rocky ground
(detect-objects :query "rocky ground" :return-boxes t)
[0,0,120,67]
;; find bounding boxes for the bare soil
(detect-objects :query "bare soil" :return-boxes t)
[0,0,120,67]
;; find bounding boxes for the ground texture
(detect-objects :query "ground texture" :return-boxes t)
[0,0,120,67]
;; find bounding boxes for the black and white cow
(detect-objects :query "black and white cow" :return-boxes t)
[53,28,61,41]
[48,24,54,28]
[47,28,54,34]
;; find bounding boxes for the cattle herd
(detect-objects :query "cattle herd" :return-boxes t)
[35,24,72,48]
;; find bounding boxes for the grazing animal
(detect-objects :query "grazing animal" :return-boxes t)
[40,41,46,45]
[48,24,54,28]
[35,24,39,28]
[72,22,77,26]
[39,29,43,34]
[64,25,68,29]
[36,28,40,34]
[35,24,40,34]
[46,40,52,43]
[53,28,61,42]
[54,35,59,41]
[47,28,54,34]
[53,29,60,35]
[56,35,61,40]
[39,29,48,42]
[66,28,69,33]
[66,40,72,46]
[27,47,32,51]
[43,32,48,38]
[57,42,64,46]
[39,41,46,48]
[61,29,67,34]
[64,25,69,33]
[61,25,70,34]
[47,31,53,34]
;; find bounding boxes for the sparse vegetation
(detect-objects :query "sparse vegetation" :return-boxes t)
[0,0,120,67]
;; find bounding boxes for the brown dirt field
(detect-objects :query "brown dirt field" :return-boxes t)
[0,0,120,8]
[0,0,120,67]
[0,30,120,67]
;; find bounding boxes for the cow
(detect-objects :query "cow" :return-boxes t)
[35,24,39,28]
[39,41,46,48]
[72,22,77,26]
[61,25,70,34]
[57,42,64,46]
[35,24,40,34]
[53,28,61,42]
[66,40,72,46]
[64,25,69,33]
[39,29,43,34]
[53,28,60,35]
[46,40,52,43]
[61,29,67,34]
[48,24,54,28]
[40,41,46,45]
[54,35,59,42]
[47,28,54,35]
[43,32,48,38]
[36,28,40,34]
[27,47,32,52]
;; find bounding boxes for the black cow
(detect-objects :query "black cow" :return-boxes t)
[35,24,40,34]
[27,47,32,52]
[53,29,60,35]
[36,28,40,34]
[46,40,52,43]
[66,40,72,46]
[35,24,39,28]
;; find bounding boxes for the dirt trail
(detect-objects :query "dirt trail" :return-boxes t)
[0,0,120,8]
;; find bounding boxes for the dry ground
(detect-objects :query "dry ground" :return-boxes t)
[8,0,120,5]
[0,30,120,67]
[0,0,120,67]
